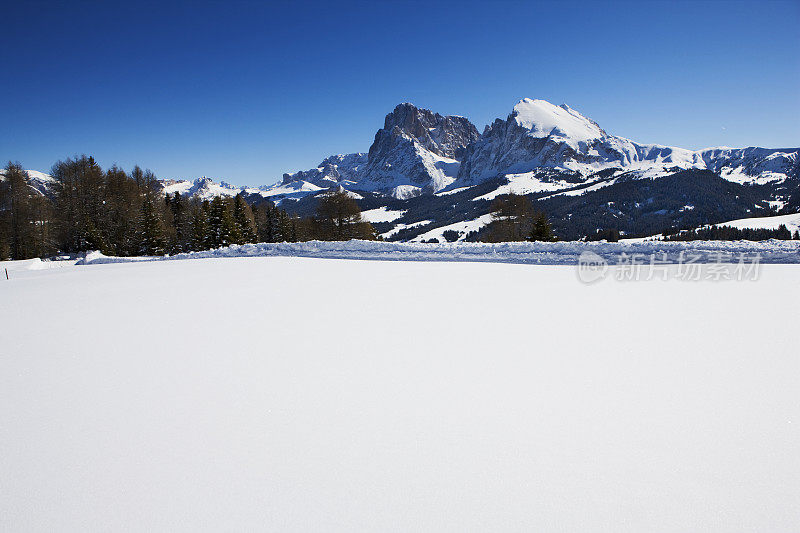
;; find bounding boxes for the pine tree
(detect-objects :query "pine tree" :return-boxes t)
[191,201,210,251]
[776,224,792,240]
[138,195,167,255]
[268,205,283,242]
[51,155,108,253]
[207,196,240,248]
[104,165,140,256]
[169,192,190,252]
[4,163,33,259]
[207,197,223,248]
[222,199,241,245]
[253,204,271,242]
[0,164,15,259]
[232,194,257,244]
[529,212,556,242]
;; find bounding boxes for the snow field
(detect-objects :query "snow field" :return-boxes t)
[1,256,799,531]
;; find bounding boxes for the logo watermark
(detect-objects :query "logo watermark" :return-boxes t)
[577,251,761,283]
[576,251,608,284]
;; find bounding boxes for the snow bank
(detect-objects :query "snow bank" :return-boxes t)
[76,239,800,266]
[1,257,79,273]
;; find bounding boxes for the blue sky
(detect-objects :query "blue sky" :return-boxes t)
[2,0,798,186]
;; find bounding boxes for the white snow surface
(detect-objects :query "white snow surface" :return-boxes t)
[513,98,605,146]
[410,214,495,242]
[2,254,798,532]
[473,171,577,201]
[360,207,406,223]
[378,220,432,240]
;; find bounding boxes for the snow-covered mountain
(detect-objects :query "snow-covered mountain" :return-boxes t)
[281,103,480,198]
[159,176,325,204]
[358,103,479,196]
[159,99,798,215]
[455,98,798,189]
[280,153,368,189]
[0,169,56,197]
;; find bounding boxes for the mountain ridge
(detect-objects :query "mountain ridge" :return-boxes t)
[12,98,799,242]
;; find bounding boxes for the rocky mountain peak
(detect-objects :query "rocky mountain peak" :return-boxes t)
[372,103,480,161]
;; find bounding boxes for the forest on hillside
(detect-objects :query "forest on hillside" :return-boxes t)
[2,157,798,261]
[0,157,374,261]
[0,157,561,261]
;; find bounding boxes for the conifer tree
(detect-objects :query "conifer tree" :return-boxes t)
[131,165,145,188]
[104,165,140,256]
[529,212,556,242]
[138,195,167,255]
[51,155,108,253]
[268,204,283,242]
[169,192,190,252]
[3,162,36,259]
[253,204,271,242]
[207,196,241,248]
[207,196,224,248]
[233,194,257,243]
[191,200,211,251]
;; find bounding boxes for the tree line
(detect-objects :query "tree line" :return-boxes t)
[664,224,800,242]
[0,157,376,261]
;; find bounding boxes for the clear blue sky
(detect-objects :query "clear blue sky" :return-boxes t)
[2,0,798,186]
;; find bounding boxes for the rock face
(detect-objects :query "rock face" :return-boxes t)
[371,103,479,161]
[283,103,480,197]
[359,103,480,195]
[456,98,799,186]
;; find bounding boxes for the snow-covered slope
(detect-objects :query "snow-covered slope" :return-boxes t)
[711,212,800,233]
[513,99,606,146]
[3,255,799,531]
